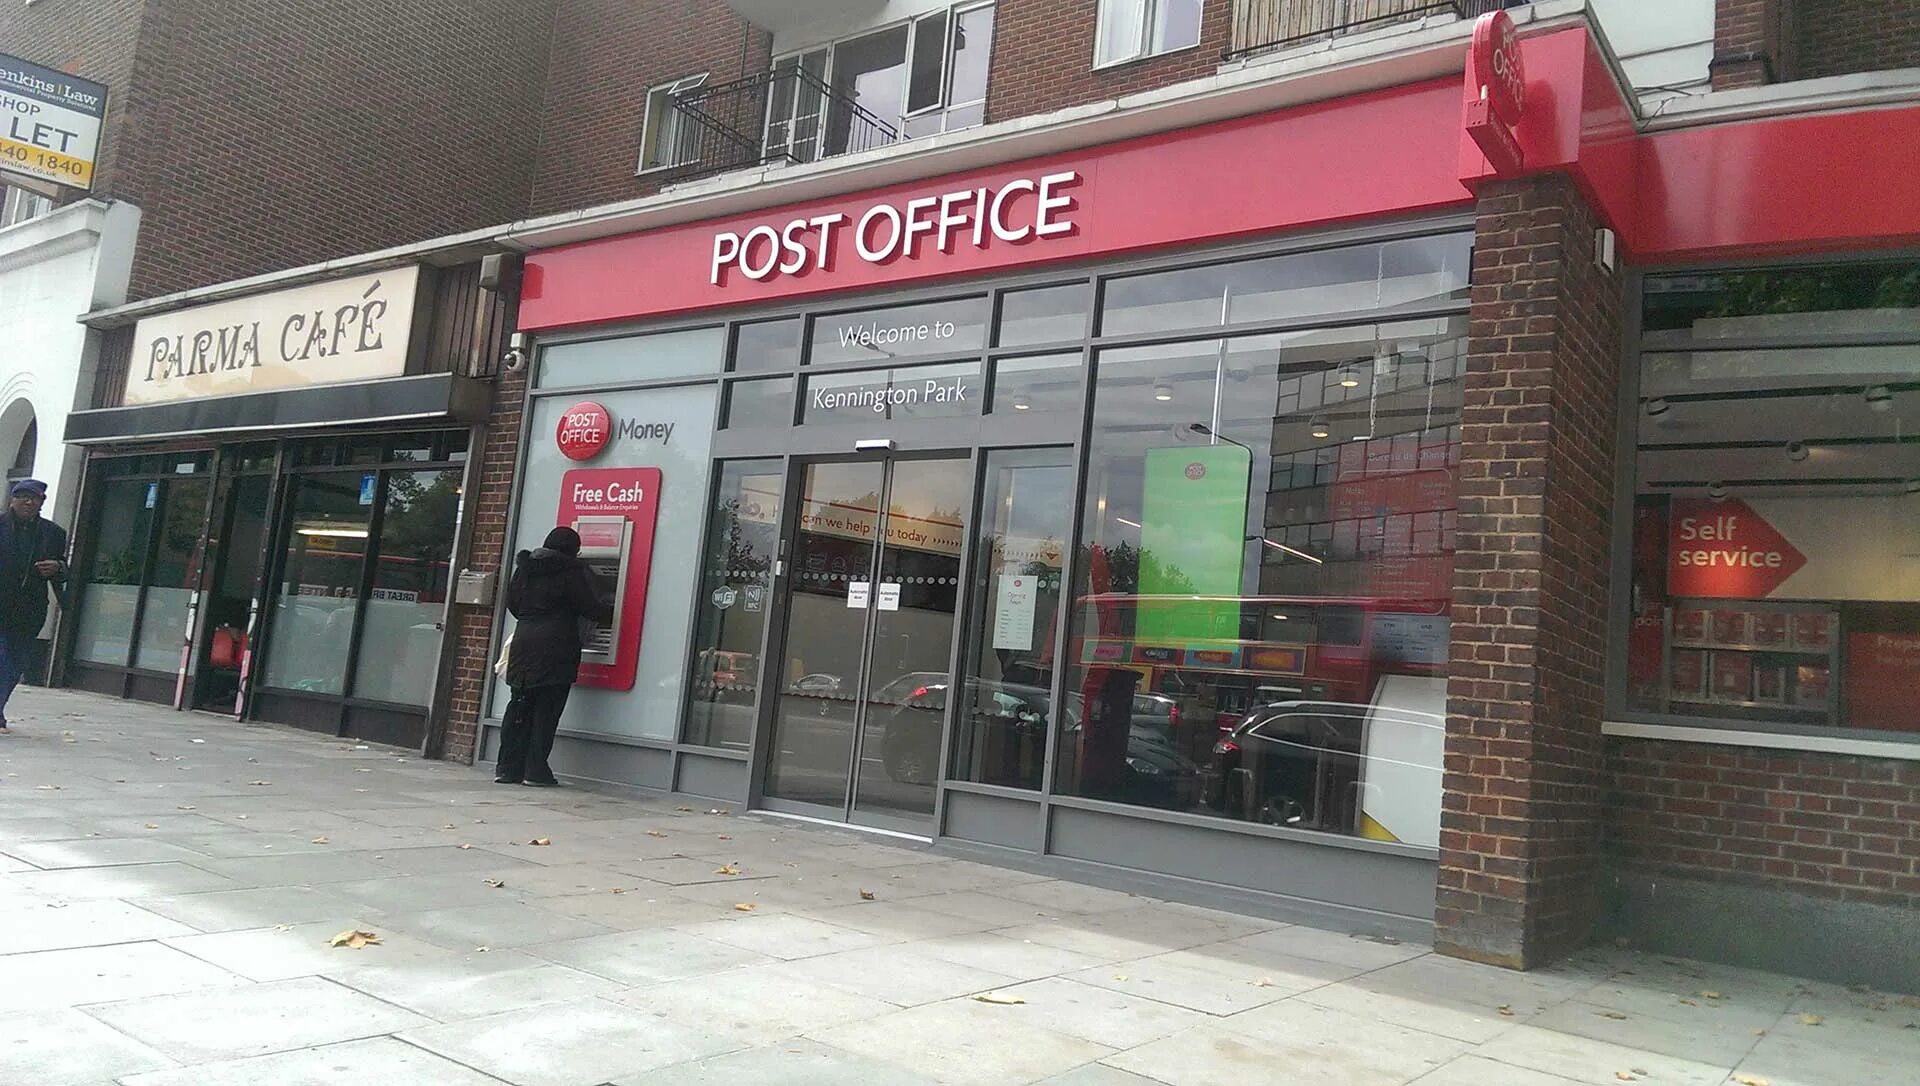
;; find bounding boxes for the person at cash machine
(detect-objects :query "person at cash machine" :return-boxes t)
[495,526,613,786]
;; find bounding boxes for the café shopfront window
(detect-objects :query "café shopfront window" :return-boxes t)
[1618,261,1920,740]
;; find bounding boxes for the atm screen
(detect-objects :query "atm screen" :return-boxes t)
[573,515,631,665]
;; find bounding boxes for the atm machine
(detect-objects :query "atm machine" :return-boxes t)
[571,515,631,665]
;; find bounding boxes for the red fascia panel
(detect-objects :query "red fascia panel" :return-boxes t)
[519,79,1476,331]
[1633,103,1920,263]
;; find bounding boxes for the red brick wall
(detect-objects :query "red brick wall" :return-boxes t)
[986,0,1233,123]
[3,2,556,300]
[1436,173,1624,969]
[527,0,769,216]
[1795,1,1920,81]
[1608,738,1920,908]
[442,363,530,765]
[1712,0,1791,89]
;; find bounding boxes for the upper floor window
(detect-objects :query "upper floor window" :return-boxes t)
[1095,0,1203,67]
[767,2,997,165]
[638,73,709,174]
[1,184,54,229]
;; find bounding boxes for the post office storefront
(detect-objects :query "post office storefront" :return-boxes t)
[493,58,1520,930]
[61,259,507,750]
[492,4,1920,965]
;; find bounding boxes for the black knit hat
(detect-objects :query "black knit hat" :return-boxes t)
[543,526,582,555]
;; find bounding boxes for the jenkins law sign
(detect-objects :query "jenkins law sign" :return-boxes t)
[124,267,422,405]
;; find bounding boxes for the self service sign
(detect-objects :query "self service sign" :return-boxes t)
[0,52,107,191]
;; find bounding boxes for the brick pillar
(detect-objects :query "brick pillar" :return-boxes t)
[1712,0,1794,90]
[440,364,529,764]
[1435,174,1625,970]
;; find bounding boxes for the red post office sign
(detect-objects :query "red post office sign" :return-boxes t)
[1470,10,1526,126]
[556,401,611,461]
[1667,499,1808,599]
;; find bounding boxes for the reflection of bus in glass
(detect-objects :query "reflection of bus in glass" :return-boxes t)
[1067,592,1447,845]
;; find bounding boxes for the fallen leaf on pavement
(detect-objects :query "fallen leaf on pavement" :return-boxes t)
[143,823,158,830]
[273,924,293,933]
[716,864,741,875]
[176,805,196,811]
[707,808,731,816]
[610,887,626,894]
[675,806,693,812]
[1597,1011,1629,1020]
[973,992,1026,1005]
[311,836,330,845]
[1252,978,1274,988]
[190,738,205,744]
[717,834,732,840]
[1614,1074,1635,1082]
[1678,998,1697,1006]
[646,830,668,838]
[248,780,271,786]
[1497,1005,1515,1017]
[1113,974,1129,982]
[61,732,76,743]
[733,903,756,912]
[475,945,489,952]
[859,889,876,901]
[1701,990,1723,1000]
[329,929,381,950]
[484,878,505,889]
[1733,1075,1771,1086]
[1800,1013,1824,1026]
[529,837,551,846]
[234,815,248,820]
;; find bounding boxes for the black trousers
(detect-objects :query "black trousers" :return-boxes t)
[496,683,571,784]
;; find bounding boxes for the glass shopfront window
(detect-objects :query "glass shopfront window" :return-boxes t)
[262,472,374,695]
[71,478,156,665]
[683,460,784,750]
[1058,241,1468,846]
[1619,261,1920,736]
[351,469,461,706]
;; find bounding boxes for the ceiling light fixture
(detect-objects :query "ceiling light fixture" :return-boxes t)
[1707,482,1729,501]
[1152,383,1173,402]
[1309,416,1330,439]
[1645,397,1670,418]
[1866,385,1893,412]
[1337,365,1360,388]
[1010,393,1031,411]
[1785,440,1809,462]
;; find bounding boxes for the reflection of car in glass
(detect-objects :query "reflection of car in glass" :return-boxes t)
[1205,701,1442,835]
[692,649,757,703]
[786,672,844,696]
[880,679,1200,807]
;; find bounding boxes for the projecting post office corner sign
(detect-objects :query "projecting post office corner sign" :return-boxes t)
[125,265,425,406]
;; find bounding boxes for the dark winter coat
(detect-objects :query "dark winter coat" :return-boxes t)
[505,546,613,688]
[0,513,68,638]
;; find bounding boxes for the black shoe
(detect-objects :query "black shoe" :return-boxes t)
[494,777,522,785]
[522,778,561,788]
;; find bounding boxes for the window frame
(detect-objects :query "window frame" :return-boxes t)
[635,71,711,176]
[765,0,999,152]
[1605,255,1920,759]
[1093,0,1204,70]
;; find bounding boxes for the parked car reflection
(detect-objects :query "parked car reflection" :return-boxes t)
[880,678,1200,807]
[1205,700,1442,843]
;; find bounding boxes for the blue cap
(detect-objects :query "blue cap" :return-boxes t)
[9,479,47,497]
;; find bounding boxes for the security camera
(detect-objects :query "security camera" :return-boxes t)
[501,331,529,373]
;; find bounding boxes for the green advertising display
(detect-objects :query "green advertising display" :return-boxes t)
[1138,444,1250,642]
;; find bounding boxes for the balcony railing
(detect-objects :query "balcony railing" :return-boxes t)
[657,65,901,183]
[1226,0,1515,63]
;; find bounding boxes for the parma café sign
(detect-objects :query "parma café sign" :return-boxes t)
[124,267,423,405]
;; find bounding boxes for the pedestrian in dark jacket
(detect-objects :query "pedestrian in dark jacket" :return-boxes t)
[0,479,68,734]
[495,526,613,786]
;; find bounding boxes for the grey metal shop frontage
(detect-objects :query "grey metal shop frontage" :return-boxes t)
[61,255,511,750]
[496,214,1473,930]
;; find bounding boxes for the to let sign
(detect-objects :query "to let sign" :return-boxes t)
[0,52,107,191]
[556,401,611,460]
[1667,499,1807,599]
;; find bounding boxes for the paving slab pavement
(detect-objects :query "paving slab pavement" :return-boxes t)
[3,685,1915,1086]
